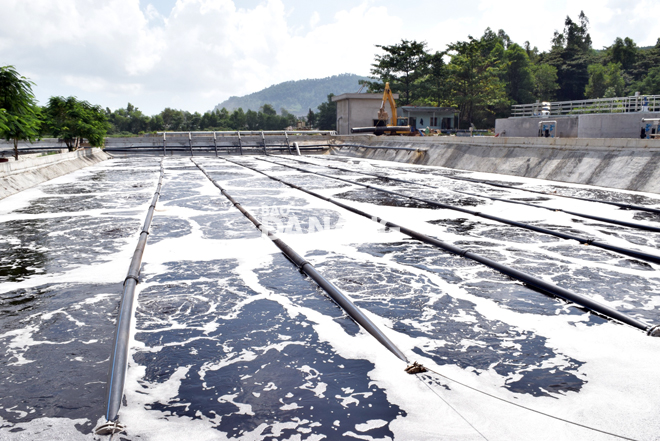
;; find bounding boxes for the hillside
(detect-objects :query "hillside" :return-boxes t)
[214,73,369,116]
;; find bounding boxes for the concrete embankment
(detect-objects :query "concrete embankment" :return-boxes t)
[0,148,111,199]
[332,135,660,194]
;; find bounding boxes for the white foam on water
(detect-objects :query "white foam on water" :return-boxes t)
[3,156,660,440]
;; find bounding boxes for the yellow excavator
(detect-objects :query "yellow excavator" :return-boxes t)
[377,82,412,130]
[351,82,415,135]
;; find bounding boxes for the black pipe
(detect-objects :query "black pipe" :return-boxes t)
[333,143,422,152]
[101,160,165,429]
[191,159,408,362]
[284,156,660,233]
[222,157,660,336]
[335,144,660,215]
[258,157,660,266]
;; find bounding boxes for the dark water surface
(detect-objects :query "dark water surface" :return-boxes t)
[1,156,659,440]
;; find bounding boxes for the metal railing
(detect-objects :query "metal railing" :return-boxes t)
[511,95,660,117]
[156,130,336,137]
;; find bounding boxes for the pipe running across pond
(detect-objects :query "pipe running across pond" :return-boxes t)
[221,156,660,337]
[96,159,165,436]
[281,155,660,233]
[258,157,660,266]
[334,144,660,215]
[190,158,408,363]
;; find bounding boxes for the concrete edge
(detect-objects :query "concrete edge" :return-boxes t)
[0,148,111,200]
[330,139,660,194]
[332,134,660,151]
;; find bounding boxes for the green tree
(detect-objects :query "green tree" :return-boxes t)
[446,36,507,127]
[306,108,316,128]
[606,37,637,71]
[503,43,534,104]
[0,66,41,160]
[45,96,109,150]
[160,108,184,131]
[524,41,540,64]
[369,39,429,105]
[632,66,660,95]
[106,102,150,135]
[316,94,336,130]
[0,109,7,132]
[421,51,449,107]
[230,108,246,130]
[245,109,258,130]
[531,63,559,101]
[544,12,593,101]
[585,63,625,98]
[630,38,660,82]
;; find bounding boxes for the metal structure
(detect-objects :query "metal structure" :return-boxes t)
[538,120,557,138]
[105,131,335,156]
[158,130,336,137]
[511,95,660,117]
[641,118,660,139]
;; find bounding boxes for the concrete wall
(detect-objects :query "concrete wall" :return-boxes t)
[334,97,383,135]
[495,116,578,138]
[0,148,110,199]
[331,135,660,194]
[496,112,660,139]
[577,112,660,138]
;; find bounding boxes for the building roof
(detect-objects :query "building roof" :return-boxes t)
[399,106,458,113]
[332,92,399,101]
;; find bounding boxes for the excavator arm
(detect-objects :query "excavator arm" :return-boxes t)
[380,83,397,126]
[351,81,416,135]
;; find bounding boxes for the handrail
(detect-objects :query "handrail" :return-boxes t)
[156,130,336,136]
[511,95,660,117]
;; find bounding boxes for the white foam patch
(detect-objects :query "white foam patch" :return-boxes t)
[3,156,660,440]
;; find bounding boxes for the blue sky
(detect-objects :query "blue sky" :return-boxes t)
[2,0,659,114]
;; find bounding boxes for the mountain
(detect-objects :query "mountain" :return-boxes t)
[214,73,370,116]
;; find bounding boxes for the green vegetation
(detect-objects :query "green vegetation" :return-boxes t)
[366,12,660,127]
[104,103,299,135]
[0,66,41,160]
[45,96,109,150]
[215,74,368,116]
[315,94,337,131]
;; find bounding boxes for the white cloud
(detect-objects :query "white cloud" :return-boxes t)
[0,0,658,115]
[310,11,320,28]
[0,0,401,113]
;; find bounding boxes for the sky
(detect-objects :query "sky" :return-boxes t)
[1,0,659,115]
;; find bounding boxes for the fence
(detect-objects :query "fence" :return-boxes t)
[511,95,660,117]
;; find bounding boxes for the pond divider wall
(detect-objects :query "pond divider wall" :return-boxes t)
[331,136,660,194]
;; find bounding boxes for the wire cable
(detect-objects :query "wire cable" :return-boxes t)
[419,365,639,441]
